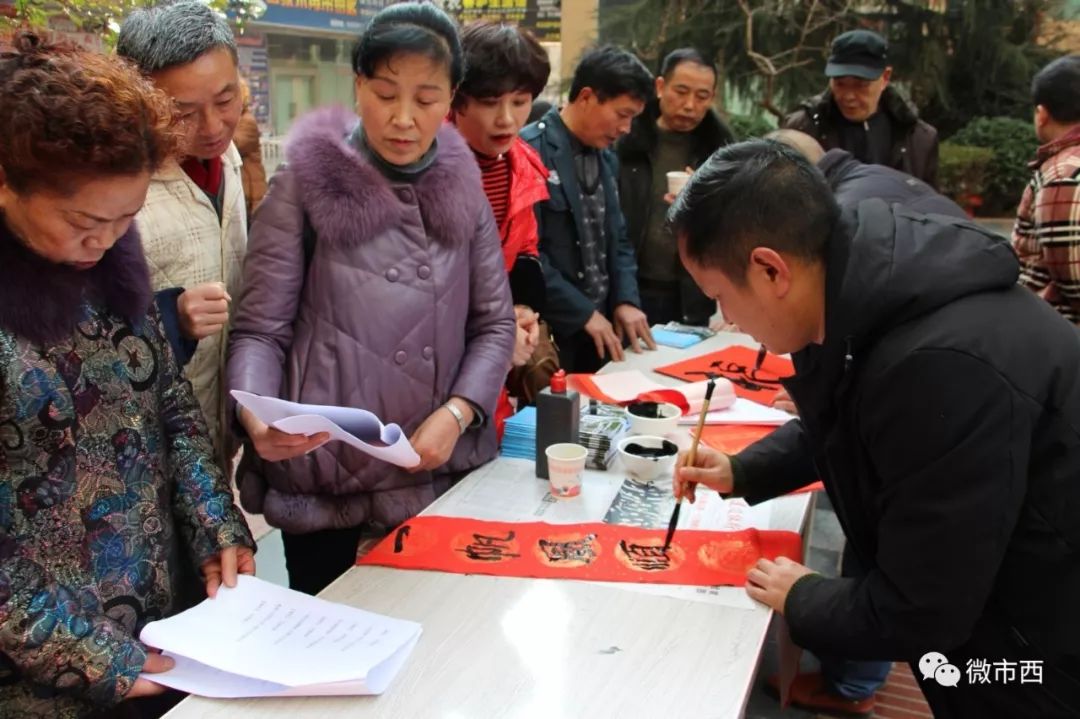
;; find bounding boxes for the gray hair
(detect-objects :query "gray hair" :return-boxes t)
[117,1,237,74]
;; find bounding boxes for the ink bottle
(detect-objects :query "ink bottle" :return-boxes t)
[535,370,581,479]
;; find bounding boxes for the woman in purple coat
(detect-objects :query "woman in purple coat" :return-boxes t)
[228,2,516,594]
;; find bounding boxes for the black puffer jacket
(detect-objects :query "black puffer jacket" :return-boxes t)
[819,148,963,217]
[782,86,939,187]
[732,200,1080,717]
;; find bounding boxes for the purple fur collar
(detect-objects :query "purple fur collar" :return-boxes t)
[0,219,152,344]
[284,106,484,247]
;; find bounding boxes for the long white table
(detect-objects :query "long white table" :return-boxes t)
[166,332,812,719]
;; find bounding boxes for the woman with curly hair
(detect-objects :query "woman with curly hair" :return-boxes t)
[0,33,254,717]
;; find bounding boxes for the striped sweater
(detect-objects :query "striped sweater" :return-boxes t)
[474,149,512,229]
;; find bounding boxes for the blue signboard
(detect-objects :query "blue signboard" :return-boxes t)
[256,0,391,33]
[252,0,559,39]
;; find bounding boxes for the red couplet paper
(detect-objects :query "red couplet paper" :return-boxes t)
[565,373,644,407]
[700,425,824,495]
[700,424,777,454]
[564,377,698,414]
[655,345,795,404]
[358,516,803,587]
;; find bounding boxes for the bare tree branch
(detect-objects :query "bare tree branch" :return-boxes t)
[737,0,853,118]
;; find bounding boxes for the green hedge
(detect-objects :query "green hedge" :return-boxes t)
[937,143,995,209]
[727,113,776,141]
[949,117,1038,215]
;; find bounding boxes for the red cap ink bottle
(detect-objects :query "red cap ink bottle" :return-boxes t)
[535,370,581,479]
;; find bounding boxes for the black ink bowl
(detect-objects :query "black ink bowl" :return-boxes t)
[616,435,679,483]
[626,401,682,436]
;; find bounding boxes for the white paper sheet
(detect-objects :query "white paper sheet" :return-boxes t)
[679,397,794,426]
[589,370,668,403]
[139,576,422,697]
[231,390,420,468]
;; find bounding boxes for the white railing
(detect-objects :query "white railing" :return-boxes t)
[261,137,286,175]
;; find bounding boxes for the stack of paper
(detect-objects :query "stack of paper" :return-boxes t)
[578,403,630,469]
[651,322,716,349]
[138,576,422,698]
[501,403,630,470]
[500,406,538,461]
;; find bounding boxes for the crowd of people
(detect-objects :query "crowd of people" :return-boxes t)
[0,1,1077,717]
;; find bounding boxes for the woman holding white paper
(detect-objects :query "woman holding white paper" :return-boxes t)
[228,2,516,595]
[0,34,254,717]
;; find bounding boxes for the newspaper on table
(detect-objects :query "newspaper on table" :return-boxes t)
[428,457,797,609]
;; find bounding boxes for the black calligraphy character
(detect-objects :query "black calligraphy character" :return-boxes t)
[538,534,598,564]
[619,540,672,571]
[706,360,783,394]
[456,531,520,562]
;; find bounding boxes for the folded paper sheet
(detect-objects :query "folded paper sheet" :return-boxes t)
[358,516,802,587]
[139,576,422,698]
[569,371,736,415]
[655,346,795,405]
[231,390,420,467]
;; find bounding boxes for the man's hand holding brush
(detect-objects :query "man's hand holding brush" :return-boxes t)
[673,444,735,503]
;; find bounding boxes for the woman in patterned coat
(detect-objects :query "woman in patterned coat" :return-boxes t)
[0,34,254,718]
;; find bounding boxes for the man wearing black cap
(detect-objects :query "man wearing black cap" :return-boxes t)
[782,29,939,186]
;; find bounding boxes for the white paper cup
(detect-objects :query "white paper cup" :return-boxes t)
[545,443,588,498]
[666,170,691,195]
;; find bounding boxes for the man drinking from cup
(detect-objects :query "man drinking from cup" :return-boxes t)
[616,48,735,327]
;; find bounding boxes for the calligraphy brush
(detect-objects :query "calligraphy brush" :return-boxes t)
[663,377,716,554]
[754,343,768,372]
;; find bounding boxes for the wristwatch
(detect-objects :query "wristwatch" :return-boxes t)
[442,401,468,435]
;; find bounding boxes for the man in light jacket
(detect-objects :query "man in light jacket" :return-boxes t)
[118,2,248,470]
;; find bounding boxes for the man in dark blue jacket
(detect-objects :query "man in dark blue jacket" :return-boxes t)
[671,140,1080,718]
[522,46,656,372]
